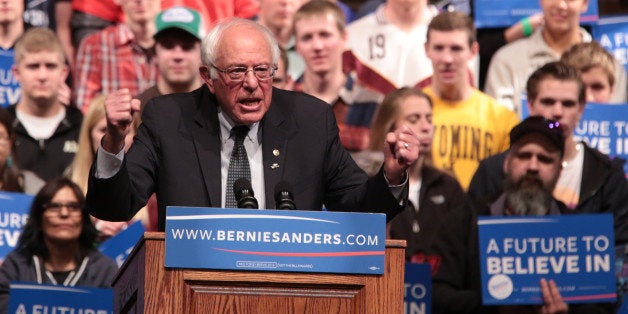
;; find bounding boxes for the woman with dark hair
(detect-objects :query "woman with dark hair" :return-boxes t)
[0,108,44,194]
[361,87,467,265]
[0,178,118,311]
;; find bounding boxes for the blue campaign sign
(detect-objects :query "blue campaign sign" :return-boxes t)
[98,220,145,267]
[0,192,32,262]
[522,103,628,175]
[0,47,20,107]
[478,214,616,305]
[165,207,386,274]
[8,282,113,313]
[592,16,628,74]
[572,103,628,175]
[474,0,598,28]
[404,263,431,314]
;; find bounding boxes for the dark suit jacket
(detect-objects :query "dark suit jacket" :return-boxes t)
[87,86,405,231]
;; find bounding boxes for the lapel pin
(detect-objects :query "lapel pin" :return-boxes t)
[273,149,280,156]
[271,163,279,169]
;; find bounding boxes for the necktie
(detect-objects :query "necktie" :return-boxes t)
[225,125,251,208]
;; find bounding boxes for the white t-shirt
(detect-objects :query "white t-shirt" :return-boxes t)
[553,142,584,210]
[16,108,65,140]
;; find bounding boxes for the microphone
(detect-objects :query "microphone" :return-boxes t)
[233,178,259,209]
[274,181,296,210]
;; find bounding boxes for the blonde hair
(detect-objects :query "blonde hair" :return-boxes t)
[14,27,66,64]
[68,95,107,193]
[560,42,616,88]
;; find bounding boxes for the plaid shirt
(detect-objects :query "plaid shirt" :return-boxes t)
[74,24,158,112]
[293,75,376,152]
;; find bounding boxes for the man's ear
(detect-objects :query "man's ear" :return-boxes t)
[503,153,511,175]
[61,64,69,81]
[199,66,215,93]
[471,41,479,57]
[580,0,590,13]
[424,41,430,59]
[11,65,20,83]
[526,99,535,114]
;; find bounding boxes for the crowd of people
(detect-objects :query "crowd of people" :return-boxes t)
[0,0,623,312]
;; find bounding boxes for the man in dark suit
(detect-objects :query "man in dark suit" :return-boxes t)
[86,18,420,231]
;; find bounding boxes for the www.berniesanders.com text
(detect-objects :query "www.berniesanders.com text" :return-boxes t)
[170,229,379,246]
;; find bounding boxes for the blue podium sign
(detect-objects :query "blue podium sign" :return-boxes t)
[478,214,616,305]
[165,207,386,274]
[474,0,598,28]
[98,220,145,266]
[8,282,113,313]
[404,263,431,314]
[0,192,33,262]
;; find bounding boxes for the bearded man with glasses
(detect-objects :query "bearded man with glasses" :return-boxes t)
[86,18,420,231]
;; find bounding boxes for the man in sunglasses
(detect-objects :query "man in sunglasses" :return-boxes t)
[86,18,419,231]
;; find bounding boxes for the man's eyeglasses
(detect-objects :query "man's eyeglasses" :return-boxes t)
[43,202,83,215]
[211,64,277,82]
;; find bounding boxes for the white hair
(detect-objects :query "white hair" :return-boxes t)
[201,18,280,79]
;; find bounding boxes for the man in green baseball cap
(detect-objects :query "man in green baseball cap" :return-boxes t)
[137,6,204,113]
[155,5,204,41]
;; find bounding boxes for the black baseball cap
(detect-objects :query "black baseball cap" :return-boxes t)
[509,116,565,155]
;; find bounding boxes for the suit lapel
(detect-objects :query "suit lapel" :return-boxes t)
[189,88,222,207]
[261,99,291,209]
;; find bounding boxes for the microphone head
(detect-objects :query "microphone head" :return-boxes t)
[233,178,258,209]
[234,178,254,200]
[274,180,295,210]
[274,180,293,200]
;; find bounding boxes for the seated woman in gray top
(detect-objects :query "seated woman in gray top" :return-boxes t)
[0,178,118,312]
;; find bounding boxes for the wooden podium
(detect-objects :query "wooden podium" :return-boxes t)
[113,232,405,313]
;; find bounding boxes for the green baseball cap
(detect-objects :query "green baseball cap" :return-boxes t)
[155,6,204,40]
